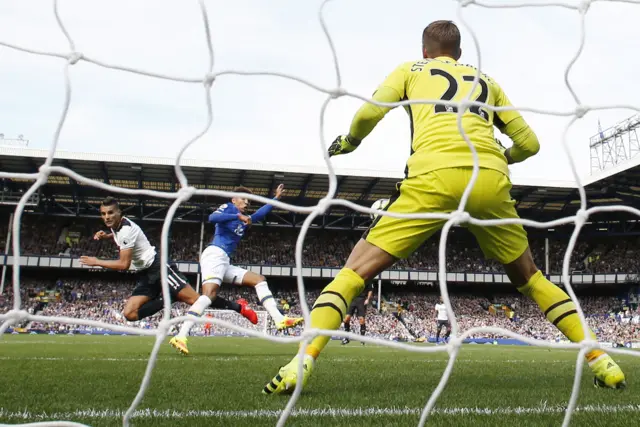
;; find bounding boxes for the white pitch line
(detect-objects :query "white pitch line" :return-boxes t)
[1,404,640,420]
[0,356,241,362]
[0,340,124,345]
[0,356,574,364]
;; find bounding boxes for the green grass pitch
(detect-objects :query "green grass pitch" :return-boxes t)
[0,335,638,426]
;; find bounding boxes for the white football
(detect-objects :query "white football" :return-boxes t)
[370,198,389,220]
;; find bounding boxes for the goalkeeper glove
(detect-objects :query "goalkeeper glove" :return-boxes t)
[328,135,361,157]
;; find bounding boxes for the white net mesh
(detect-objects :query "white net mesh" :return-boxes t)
[1,0,640,426]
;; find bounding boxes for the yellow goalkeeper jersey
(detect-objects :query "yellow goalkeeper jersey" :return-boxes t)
[350,56,525,178]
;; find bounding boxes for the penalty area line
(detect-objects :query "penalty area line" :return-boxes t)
[2,404,640,420]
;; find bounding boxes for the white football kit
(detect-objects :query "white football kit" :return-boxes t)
[435,303,449,322]
[110,217,187,298]
[110,217,156,270]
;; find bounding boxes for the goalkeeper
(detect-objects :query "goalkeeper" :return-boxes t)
[263,20,626,394]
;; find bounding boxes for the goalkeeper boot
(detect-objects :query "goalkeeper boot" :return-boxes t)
[237,299,258,325]
[276,316,304,331]
[590,354,626,390]
[169,336,189,356]
[262,354,314,395]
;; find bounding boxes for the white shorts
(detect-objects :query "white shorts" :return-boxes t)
[199,245,247,286]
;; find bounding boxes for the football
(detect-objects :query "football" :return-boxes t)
[370,198,389,220]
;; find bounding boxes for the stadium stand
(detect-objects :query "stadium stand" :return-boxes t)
[1,146,640,347]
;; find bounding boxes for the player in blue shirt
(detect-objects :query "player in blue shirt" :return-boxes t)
[170,183,303,355]
[207,191,274,258]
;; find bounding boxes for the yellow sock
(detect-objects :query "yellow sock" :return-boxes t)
[517,270,604,362]
[303,268,365,360]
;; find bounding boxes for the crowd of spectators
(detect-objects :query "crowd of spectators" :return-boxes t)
[3,215,640,275]
[389,292,640,344]
[2,275,638,344]
[2,214,639,343]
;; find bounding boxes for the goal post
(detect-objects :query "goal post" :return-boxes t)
[194,309,270,337]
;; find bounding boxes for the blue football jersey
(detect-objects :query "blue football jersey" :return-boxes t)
[208,200,274,257]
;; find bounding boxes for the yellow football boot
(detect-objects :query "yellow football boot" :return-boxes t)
[169,336,189,356]
[263,355,314,395]
[590,354,626,390]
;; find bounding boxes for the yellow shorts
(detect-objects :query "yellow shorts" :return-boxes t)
[364,167,528,264]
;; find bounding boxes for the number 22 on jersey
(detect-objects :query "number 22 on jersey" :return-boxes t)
[411,60,490,122]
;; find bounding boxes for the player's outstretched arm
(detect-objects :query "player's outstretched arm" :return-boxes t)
[93,230,113,241]
[79,248,133,271]
[329,65,405,158]
[349,86,402,142]
[250,184,284,223]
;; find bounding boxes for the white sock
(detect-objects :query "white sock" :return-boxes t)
[177,295,212,338]
[255,281,284,324]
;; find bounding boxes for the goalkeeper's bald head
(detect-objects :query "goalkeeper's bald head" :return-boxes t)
[422,20,462,61]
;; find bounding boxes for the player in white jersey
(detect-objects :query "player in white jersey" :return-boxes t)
[79,197,256,324]
[434,296,451,344]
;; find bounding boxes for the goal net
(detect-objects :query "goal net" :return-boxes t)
[1,1,639,427]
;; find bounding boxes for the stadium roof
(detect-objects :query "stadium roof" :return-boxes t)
[0,146,639,229]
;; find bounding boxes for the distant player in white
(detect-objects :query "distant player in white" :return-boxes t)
[434,296,451,344]
[79,196,247,323]
[170,184,303,356]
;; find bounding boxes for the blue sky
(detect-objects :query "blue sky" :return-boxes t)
[1,0,639,186]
